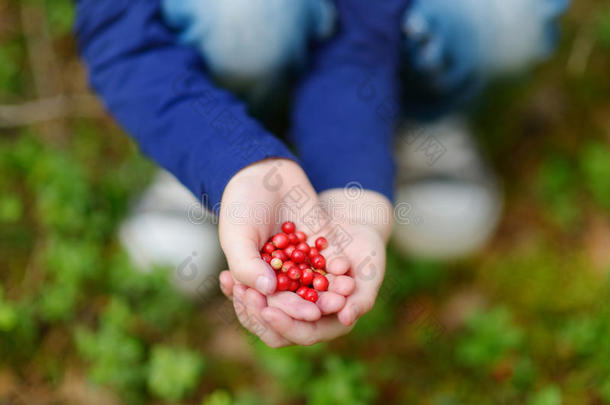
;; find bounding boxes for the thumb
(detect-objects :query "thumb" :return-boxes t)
[221,233,277,295]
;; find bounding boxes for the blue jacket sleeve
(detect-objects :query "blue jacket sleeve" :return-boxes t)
[74,0,297,212]
[291,0,410,202]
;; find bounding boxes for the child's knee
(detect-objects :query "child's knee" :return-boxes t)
[162,0,334,82]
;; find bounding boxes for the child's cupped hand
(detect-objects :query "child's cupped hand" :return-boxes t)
[218,160,392,347]
[218,159,356,346]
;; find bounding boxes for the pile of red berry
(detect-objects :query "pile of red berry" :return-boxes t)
[260,221,330,303]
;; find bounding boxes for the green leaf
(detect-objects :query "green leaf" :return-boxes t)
[44,0,75,36]
[596,11,610,48]
[74,298,146,402]
[456,307,523,370]
[527,385,561,405]
[0,43,24,95]
[202,389,233,405]
[536,155,580,228]
[580,142,610,210]
[0,194,23,223]
[147,345,205,401]
[0,303,17,332]
[308,356,376,405]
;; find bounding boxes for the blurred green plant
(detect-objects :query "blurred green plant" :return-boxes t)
[43,0,75,36]
[511,357,538,392]
[0,286,17,332]
[202,390,233,405]
[0,43,25,96]
[308,356,376,405]
[75,298,147,403]
[255,343,320,394]
[254,344,375,405]
[0,193,23,223]
[535,155,581,229]
[148,345,206,401]
[38,236,100,321]
[455,307,523,371]
[560,300,610,401]
[1,0,610,403]
[106,253,193,329]
[527,385,561,405]
[596,10,610,48]
[579,141,610,211]
[353,252,446,337]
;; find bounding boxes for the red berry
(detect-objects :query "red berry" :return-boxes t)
[287,233,299,245]
[272,233,290,249]
[281,221,296,234]
[271,250,288,261]
[277,273,290,291]
[284,245,296,257]
[261,253,272,263]
[296,242,310,254]
[291,249,306,264]
[295,231,307,243]
[301,268,314,285]
[309,248,319,259]
[296,286,309,298]
[282,260,295,272]
[313,275,329,291]
[315,237,328,251]
[288,267,302,280]
[270,258,283,270]
[263,242,276,254]
[298,263,309,271]
[304,289,318,303]
[289,280,299,291]
[311,254,326,270]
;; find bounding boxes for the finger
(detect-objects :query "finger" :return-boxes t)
[337,284,380,327]
[219,271,235,300]
[337,259,385,326]
[261,307,352,346]
[233,286,291,348]
[326,256,351,275]
[243,289,293,347]
[222,234,277,295]
[316,292,346,315]
[267,292,322,321]
[327,275,356,296]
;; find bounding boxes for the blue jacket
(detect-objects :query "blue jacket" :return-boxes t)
[75,0,409,212]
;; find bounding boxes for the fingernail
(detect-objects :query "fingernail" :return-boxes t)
[255,275,274,295]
